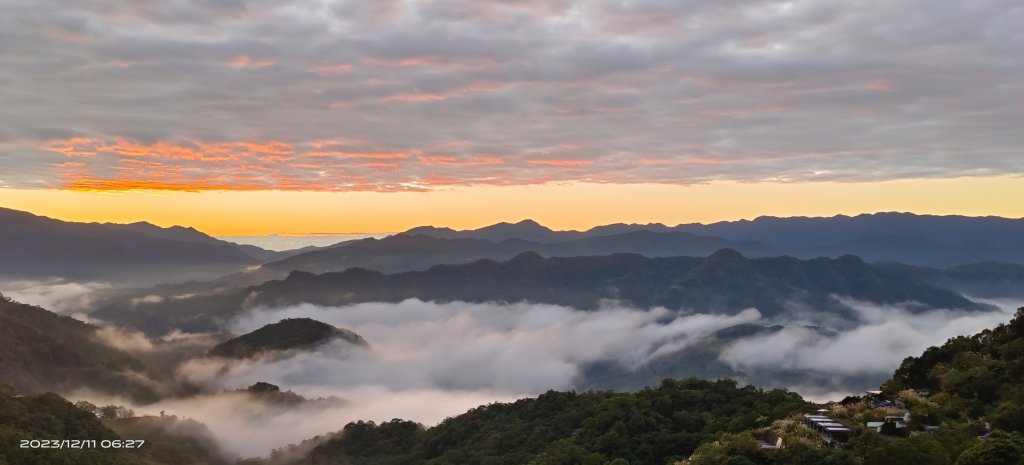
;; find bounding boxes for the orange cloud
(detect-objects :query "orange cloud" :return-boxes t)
[39,137,664,192]
[44,137,102,157]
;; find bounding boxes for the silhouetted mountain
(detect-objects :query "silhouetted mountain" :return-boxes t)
[403,219,568,243]
[0,207,265,284]
[108,220,293,262]
[403,213,1024,267]
[95,251,985,336]
[258,230,772,277]
[0,293,157,401]
[209,318,367,359]
[263,235,518,275]
[676,212,1024,267]
[876,260,1024,298]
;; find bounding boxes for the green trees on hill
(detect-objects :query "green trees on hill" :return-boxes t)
[0,390,141,465]
[954,431,1024,465]
[884,308,1024,434]
[301,378,809,465]
[0,296,156,402]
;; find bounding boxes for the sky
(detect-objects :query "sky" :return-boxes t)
[1,0,1022,234]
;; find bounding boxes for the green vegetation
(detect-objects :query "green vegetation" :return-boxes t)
[883,307,1024,429]
[104,415,228,465]
[0,388,141,465]
[1,386,229,465]
[208,318,367,359]
[0,294,157,402]
[292,378,810,465]
[678,307,1024,465]
[3,286,1021,465]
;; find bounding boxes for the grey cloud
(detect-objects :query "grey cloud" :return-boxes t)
[0,279,110,314]
[720,297,1021,380]
[1,0,1022,189]
[179,299,762,392]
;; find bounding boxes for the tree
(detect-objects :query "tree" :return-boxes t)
[955,431,1024,465]
[99,405,120,419]
[864,435,951,465]
[74,400,99,417]
[990,403,1024,434]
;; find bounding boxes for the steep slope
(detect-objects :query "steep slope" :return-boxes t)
[883,307,1024,424]
[209,318,367,359]
[0,207,260,284]
[0,294,157,401]
[684,307,1024,465]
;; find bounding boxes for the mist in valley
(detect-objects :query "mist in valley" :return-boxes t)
[56,295,1020,458]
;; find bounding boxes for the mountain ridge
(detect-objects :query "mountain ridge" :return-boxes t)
[93,250,987,336]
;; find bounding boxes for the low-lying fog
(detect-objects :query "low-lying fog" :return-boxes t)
[7,279,1018,458]
[69,296,1021,458]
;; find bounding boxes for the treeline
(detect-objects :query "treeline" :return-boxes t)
[279,378,810,465]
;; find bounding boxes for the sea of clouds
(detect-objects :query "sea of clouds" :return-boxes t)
[69,296,1021,457]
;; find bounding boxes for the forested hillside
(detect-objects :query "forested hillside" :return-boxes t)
[0,294,157,401]
[683,307,1024,465]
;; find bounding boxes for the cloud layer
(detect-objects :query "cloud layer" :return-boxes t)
[181,300,762,392]
[75,297,1020,456]
[0,279,108,313]
[721,299,1020,377]
[2,0,1022,190]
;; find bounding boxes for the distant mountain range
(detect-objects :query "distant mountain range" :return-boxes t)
[94,249,986,336]
[402,213,1024,267]
[875,260,1024,299]
[261,229,771,275]
[0,207,326,284]
[4,207,1023,288]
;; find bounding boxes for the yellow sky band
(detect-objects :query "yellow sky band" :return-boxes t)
[1,176,1020,236]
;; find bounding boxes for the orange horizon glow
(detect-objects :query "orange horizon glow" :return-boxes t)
[1,176,1021,236]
